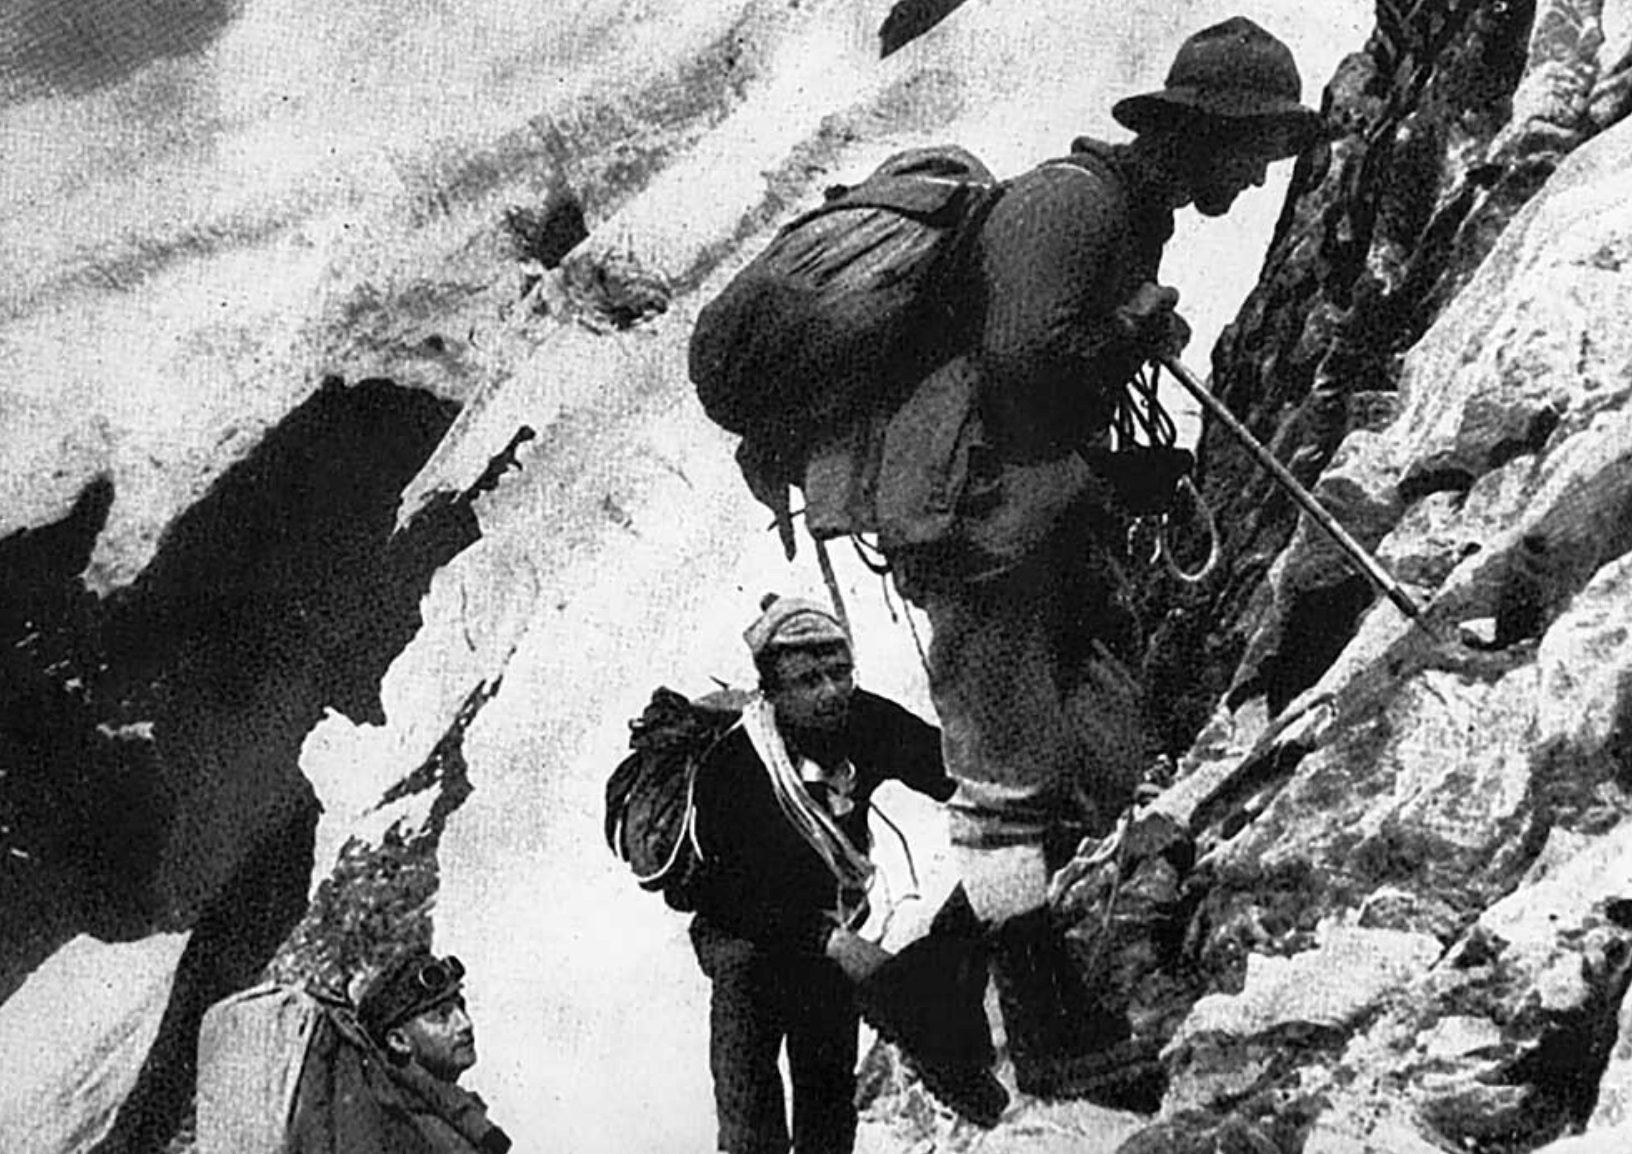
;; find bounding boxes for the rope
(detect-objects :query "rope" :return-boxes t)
[1107,360,1222,584]
[864,799,924,942]
[625,719,739,887]
[902,599,932,683]
[850,533,892,575]
[869,801,922,893]
[743,697,875,922]
[1113,363,1179,451]
[1159,475,1221,584]
[875,565,902,625]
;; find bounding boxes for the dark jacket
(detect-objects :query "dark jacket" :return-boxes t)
[290,1008,511,1154]
[975,139,1176,462]
[690,689,956,955]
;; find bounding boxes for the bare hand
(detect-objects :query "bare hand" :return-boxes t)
[1114,282,1190,358]
[825,927,893,982]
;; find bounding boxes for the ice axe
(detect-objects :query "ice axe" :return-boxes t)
[1158,354,1428,624]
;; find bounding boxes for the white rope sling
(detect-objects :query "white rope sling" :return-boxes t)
[742,695,876,929]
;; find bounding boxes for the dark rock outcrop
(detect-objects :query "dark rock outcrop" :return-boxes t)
[503,186,590,270]
[0,376,511,1150]
[1,477,164,989]
[267,676,502,993]
[94,376,473,931]
[552,246,673,331]
[879,0,972,58]
[1071,5,1632,1151]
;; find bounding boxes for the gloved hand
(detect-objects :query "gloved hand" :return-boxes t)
[825,927,894,982]
[1113,282,1191,360]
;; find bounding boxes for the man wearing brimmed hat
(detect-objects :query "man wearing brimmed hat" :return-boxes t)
[880,13,1325,1115]
[684,593,957,1154]
[352,948,512,1153]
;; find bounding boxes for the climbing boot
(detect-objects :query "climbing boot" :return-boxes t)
[855,886,1009,1127]
[991,905,1163,1109]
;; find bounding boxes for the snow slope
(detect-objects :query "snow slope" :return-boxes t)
[1,2,1368,1151]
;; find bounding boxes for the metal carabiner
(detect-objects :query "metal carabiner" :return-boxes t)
[1159,474,1220,584]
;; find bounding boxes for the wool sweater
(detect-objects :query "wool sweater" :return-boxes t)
[689,689,956,955]
[975,138,1177,462]
[289,1009,511,1154]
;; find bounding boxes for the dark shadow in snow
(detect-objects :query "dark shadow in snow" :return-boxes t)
[96,376,473,931]
[0,377,484,1017]
[8,377,525,1154]
[1,0,240,105]
[90,802,317,1154]
[0,476,164,998]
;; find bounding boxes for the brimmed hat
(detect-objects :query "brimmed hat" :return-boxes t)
[743,594,849,659]
[358,949,466,1042]
[1111,17,1323,156]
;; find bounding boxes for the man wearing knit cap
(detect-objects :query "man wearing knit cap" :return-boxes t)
[878,13,1326,1112]
[684,593,957,1154]
[349,949,512,1153]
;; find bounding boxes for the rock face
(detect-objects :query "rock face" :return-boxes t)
[1141,0,1632,749]
[503,186,589,271]
[1070,3,1632,1151]
[2,378,472,967]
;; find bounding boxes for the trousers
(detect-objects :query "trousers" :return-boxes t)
[906,509,1149,858]
[691,917,859,1154]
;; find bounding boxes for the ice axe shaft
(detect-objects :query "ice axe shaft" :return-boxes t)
[1158,355,1427,623]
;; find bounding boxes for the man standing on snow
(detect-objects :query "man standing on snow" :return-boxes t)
[686,594,958,1154]
[878,15,1327,1107]
[351,949,513,1154]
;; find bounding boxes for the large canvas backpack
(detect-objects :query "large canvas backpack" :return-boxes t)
[604,686,750,910]
[689,145,1000,475]
[195,984,328,1154]
[198,981,513,1154]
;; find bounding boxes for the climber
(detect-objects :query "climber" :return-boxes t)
[874,14,1327,1107]
[353,949,513,1153]
[684,594,958,1154]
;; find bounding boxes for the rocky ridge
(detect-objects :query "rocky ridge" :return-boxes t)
[861,2,1632,1151]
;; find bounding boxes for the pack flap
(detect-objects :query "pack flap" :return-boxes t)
[196,985,322,1154]
[875,355,982,549]
[803,145,998,226]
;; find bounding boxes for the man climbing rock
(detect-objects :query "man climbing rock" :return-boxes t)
[686,594,958,1154]
[348,950,513,1153]
[876,14,1326,1109]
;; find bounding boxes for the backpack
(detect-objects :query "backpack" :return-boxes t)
[689,145,1000,475]
[195,984,330,1154]
[604,686,751,910]
[198,982,514,1154]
